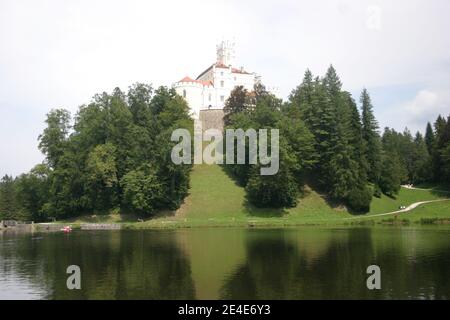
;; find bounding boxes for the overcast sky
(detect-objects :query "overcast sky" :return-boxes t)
[1,0,449,177]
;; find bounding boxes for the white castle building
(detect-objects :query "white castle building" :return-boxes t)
[174,41,259,119]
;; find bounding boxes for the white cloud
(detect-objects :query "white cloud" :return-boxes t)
[406,90,439,115]
[379,89,450,133]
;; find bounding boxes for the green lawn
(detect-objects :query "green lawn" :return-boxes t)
[60,164,450,228]
[126,164,449,228]
[369,188,444,214]
[403,200,450,222]
[352,200,450,225]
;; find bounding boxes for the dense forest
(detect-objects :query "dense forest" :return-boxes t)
[0,85,193,221]
[1,66,449,221]
[223,66,450,211]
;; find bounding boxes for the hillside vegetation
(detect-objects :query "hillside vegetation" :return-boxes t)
[63,164,449,228]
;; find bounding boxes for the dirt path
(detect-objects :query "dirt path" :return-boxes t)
[344,198,450,220]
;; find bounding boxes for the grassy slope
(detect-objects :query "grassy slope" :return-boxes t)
[131,164,449,228]
[61,164,450,228]
[360,200,450,224]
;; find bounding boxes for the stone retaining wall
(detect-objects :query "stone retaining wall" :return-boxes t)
[199,109,224,132]
[81,223,121,230]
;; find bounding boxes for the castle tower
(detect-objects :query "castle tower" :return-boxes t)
[216,40,235,66]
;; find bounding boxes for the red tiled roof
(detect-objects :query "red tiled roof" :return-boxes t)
[215,62,250,74]
[196,62,251,80]
[179,76,194,82]
[178,76,213,87]
[214,62,228,69]
[215,62,248,74]
[231,67,250,74]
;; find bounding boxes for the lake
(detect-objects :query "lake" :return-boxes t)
[0,227,449,299]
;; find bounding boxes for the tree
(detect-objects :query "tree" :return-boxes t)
[360,88,381,183]
[322,66,365,204]
[410,132,431,184]
[347,185,372,213]
[344,92,368,180]
[38,109,71,169]
[435,116,450,183]
[0,175,19,220]
[223,86,250,125]
[253,82,269,103]
[226,86,315,208]
[425,122,434,155]
[85,143,119,212]
[323,64,342,97]
[246,163,298,208]
[440,143,450,182]
[308,76,338,187]
[15,164,51,221]
[379,153,402,197]
[27,84,193,219]
[287,67,372,212]
[288,69,314,120]
[281,117,317,180]
[381,127,411,184]
[121,165,163,215]
[127,83,153,126]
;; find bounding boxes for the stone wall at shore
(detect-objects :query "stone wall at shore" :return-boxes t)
[199,109,224,132]
[81,223,121,230]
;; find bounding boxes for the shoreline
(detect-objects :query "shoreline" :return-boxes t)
[60,196,450,230]
[3,216,450,233]
[36,213,450,232]
[3,188,449,232]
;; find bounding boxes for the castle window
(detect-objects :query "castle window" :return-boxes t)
[220,81,224,87]
[208,93,212,101]
[183,89,186,98]
[221,72,224,76]
[220,95,224,102]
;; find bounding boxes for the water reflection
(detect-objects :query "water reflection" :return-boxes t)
[219,228,450,299]
[0,227,449,299]
[0,230,195,299]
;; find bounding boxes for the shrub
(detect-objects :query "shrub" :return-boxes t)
[246,170,298,208]
[347,186,372,213]
[373,184,382,198]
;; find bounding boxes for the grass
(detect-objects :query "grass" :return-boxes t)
[59,164,450,229]
[369,188,444,214]
[414,181,450,191]
[351,200,450,225]
[63,213,139,224]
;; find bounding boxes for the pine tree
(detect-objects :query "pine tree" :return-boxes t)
[288,69,314,120]
[342,91,366,177]
[411,132,431,183]
[436,116,450,183]
[289,67,371,211]
[432,115,449,181]
[379,153,402,197]
[311,76,337,187]
[323,66,362,203]
[425,122,435,155]
[360,88,381,183]
[0,175,19,220]
[323,65,342,97]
